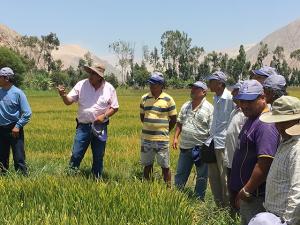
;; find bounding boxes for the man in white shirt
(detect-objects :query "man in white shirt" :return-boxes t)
[205,71,235,206]
[57,65,119,178]
[224,81,247,208]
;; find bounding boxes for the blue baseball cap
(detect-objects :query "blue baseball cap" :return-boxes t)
[191,81,208,90]
[232,81,244,90]
[234,79,264,100]
[148,72,164,85]
[0,67,14,77]
[252,66,278,77]
[207,71,227,83]
[263,74,286,91]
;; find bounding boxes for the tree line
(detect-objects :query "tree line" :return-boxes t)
[1,30,300,90]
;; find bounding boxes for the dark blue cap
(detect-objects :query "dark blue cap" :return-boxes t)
[235,80,264,101]
[148,72,164,85]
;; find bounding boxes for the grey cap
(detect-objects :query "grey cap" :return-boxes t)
[0,67,14,77]
[191,81,208,90]
[148,72,164,85]
[263,74,286,91]
[252,66,278,78]
[232,81,244,90]
[234,80,264,101]
[207,71,227,83]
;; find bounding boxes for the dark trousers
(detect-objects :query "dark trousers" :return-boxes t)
[0,125,27,175]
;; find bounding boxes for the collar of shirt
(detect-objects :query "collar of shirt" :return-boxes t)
[88,80,106,92]
[147,92,167,100]
[191,98,206,111]
[214,88,232,103]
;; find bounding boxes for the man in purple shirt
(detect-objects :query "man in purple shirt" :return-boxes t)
[229,80,280,225]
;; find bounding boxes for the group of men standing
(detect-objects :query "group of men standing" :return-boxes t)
[0,64,299,225]
[139,67,299,225]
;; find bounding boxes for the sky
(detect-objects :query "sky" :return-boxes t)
[1,0,300,63]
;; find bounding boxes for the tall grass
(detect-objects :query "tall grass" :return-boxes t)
[3,87,287,224]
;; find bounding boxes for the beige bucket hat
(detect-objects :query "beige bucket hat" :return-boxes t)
[259,96,300,135]
[83,64,105,77]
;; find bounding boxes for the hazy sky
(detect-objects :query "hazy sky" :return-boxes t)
[1,0,300,62]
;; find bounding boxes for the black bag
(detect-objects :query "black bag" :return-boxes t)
[201,140,217,163]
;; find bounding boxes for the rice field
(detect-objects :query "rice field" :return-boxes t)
[2,87,299,225]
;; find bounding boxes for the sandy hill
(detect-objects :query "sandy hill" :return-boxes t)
[52,44,120,79]
[246,18,300,67]
[0,24,120,79]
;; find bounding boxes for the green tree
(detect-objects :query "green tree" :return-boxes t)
[0,47,26,86]
[252,42,269,69]
[37,32,60,72]
[290,49,300,61]
[109,40,134,83]
[131,63,149,88]
[149,47,161,71]
[84,52,93,67]
[161,30,192,78]
[196,56,211,81]
[104,73,119,88]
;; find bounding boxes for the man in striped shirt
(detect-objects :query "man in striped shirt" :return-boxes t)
[140,72,177,185]
[173,81,213,200]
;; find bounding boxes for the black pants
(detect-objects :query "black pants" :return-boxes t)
[0,125,27,175]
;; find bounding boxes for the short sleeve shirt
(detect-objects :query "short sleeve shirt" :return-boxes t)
[67,79,119,123]
[230,111,280,195]
[140,92,176,142]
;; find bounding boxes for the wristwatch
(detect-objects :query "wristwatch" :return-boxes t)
[242,187,252,198]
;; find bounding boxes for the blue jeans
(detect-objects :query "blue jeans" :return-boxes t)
[70,123,106,178]
[175,148,208,200]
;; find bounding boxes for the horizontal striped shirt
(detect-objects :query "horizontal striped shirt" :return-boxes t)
[265,136,300,225]
[140,92,177,141]
[177,98,213,149]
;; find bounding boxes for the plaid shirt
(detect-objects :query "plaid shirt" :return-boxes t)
[177,98,213,149]
[264,136,300,225]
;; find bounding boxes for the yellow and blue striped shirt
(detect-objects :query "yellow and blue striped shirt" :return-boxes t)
[140,92,177,141]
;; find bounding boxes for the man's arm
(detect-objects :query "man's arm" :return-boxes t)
[235,157,273,208]
[12,92,32,138]
[173,122,182,149]
[96,107,118,123]
[140,113,144,123]
[169,115,177,132]
[57,85,73,105]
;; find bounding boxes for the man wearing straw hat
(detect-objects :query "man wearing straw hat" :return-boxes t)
[259,96,300,225]
[57,64,119,179]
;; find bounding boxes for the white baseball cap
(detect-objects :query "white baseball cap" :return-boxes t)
[248,212,287,225]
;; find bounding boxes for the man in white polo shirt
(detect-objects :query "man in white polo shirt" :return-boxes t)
[57,64,119,178]
[173,81,213,200]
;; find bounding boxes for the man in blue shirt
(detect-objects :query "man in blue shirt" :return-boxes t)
[205,71,235,206]
[0,67,32,175]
